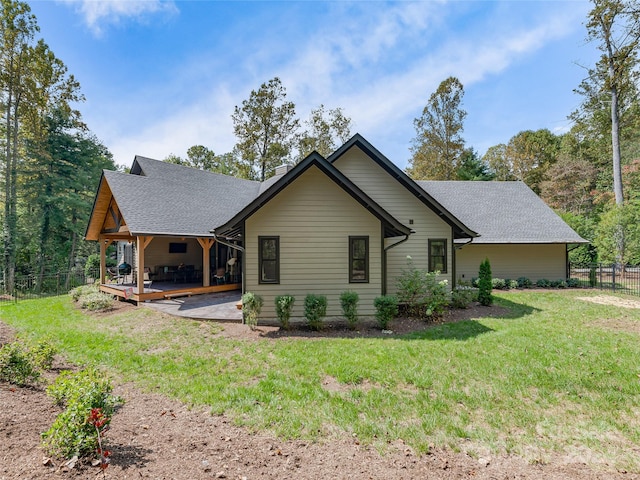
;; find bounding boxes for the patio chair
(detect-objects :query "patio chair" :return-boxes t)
[214,267,226,285]
[143,267,153,289]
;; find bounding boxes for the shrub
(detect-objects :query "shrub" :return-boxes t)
[396,256,449,319]
[242,292,263,330]
[0,342,41,386]
[374,295,398,330]
[79,292,114,311]
[450,286,477,309]
[517,277,532,288]
[275,295,295,330]
[536,278,551,288]
[340,291,359,329]
[492,278,506,290]
[396,257,426,314]
[42,367,123,460]
[478,258,493,306]
[508,279,519,289]
[69,284,98,302]
[304,294,327,330]
[0,338,57,386]
[84,254,101,278]
[566,278,580,288]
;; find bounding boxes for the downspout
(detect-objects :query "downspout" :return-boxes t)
[382,230,414,295]
[566,243,581,280]
[453,237,474,288]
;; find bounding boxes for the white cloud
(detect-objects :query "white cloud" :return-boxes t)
[87,1,589,169]
[59,0,178,35]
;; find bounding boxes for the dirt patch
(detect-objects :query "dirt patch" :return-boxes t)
[578,295,640,309]
[1,307,637,479]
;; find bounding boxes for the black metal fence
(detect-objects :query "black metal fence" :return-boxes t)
[0,268,100,305]
[569,263,640,297]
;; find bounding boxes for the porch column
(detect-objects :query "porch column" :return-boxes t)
[99,237,113,284]
[198,238,215,287]
[137,236,153,292]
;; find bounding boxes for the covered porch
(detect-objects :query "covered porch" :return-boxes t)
[98,232,242,304]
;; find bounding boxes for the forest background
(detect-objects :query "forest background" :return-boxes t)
[1,0,638,291]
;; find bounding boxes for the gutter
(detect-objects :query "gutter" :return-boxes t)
[384,230,415,252]
[454,237,474,250]
[213,234,245,252]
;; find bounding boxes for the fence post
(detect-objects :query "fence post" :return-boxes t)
[599,263,603,289]
[612,264,616,292]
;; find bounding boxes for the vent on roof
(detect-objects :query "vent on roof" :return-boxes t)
[275,164,293,176]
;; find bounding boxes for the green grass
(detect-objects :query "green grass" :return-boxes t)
[3,290,640,469]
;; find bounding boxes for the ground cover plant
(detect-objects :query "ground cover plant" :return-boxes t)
[2,290,640,473]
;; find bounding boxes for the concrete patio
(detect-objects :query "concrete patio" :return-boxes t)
[142,290,242,321]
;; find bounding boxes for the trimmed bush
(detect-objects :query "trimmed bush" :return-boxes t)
[79,292,114,311]
[0,338,57,386]
[517,277,532,288]
[340,291,359,329]
[69,284,98,302]
[242,292,263,330]
[450,286,477,309]
[275,295,295,330]
[304,294,327,330]
[566,278,580,288]
[478,258,493,306]
[42,367,123,459]
[508,279,519,289]
[550,279,567,288]
[492,278,507,290]
[536,278,551,288]
[374,295,398,330]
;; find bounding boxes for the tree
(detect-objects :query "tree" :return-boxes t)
[456,148,494,180]
[298,104,352,159]
[540,157,597,214]
[232,77,300,181]
[164,145,216,170]
[407,77,467,180]
[0,0,38,291]
[477,258,493,306]
[483,144,513,181]
[583,0,640,206]
[594,201,640,264]
[164,147,251,178]
[480,130,560,192]
[22,108,113,282]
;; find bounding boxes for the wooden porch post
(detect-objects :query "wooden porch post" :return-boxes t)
[137,236,153,293]
[197,238,215,287]
[99,237,113,284]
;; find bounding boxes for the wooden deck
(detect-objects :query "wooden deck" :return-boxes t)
[100,281,241,303]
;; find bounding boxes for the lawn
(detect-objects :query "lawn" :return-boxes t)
[2,290,640,470]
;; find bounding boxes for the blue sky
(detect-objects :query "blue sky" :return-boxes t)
[29,0,598,170]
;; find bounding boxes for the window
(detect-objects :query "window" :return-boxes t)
[259,236,279,284]
[349,236,369,283]
[428,239,447,273]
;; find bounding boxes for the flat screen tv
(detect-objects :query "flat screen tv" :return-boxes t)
[169,242,187,254]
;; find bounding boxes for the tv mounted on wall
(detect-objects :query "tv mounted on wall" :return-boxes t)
[169,242,187,254]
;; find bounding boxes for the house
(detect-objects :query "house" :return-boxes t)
[85,134,586,318]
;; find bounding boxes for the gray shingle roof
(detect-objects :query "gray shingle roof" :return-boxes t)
[417,181,587,244]
[105,158,261,237]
